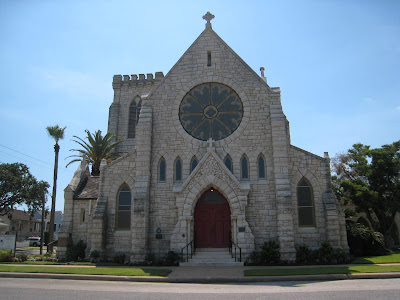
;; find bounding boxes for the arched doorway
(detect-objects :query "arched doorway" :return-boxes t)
[194,188,231,248]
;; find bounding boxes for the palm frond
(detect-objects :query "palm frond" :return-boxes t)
[66,129,123,175]
[46,125,67,143]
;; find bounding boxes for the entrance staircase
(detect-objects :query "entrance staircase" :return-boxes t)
[180,248,243,266]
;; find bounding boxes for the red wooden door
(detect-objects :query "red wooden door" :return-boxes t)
[194,190,231,248]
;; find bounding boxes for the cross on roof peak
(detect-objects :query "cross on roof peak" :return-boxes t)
[203,12,215,28]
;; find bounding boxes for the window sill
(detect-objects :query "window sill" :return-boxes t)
[114,230,131,234]
[298,227,317,232]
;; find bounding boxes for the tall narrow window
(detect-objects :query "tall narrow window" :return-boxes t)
[175,157,182,182]
[159,157,166,182]
[128,99,141,138]
[297,178,315,227]
[207,51,211,66]
[224,155,233,172]
[116,184,131,230]
[257,155,266,179]
[190,156,198,173]
[241,155,249,180]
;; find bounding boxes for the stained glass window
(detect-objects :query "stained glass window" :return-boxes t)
[224,155,233,172]
[241,155,249,180]
[116,184,131,230]
[179,83,243,141]
[175,158,182,182]
[159,157,166,182]
[190,156,198,173]
[258,155,265,179]
[297,178,315,226]
[128,99,141,138]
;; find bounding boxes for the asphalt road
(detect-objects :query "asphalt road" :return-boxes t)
[1,278,400,300]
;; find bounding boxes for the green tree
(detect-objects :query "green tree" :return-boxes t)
[332,140,400,247]
[66,130,122,176]
[0,163,49,215]
[46,124,66,250]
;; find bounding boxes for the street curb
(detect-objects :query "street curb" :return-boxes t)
[1,272,400,283]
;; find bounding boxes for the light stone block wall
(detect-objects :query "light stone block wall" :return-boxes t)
[78,26,348,261]
[289,146,348,249]
[71,200,95,245]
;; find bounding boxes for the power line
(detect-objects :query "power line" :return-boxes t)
[0,145,74,176]
[0,143,51,166]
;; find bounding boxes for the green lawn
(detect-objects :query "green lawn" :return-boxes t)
[352,251,400,264]
[0,265,171,277]
[245,265,400,277]
[2,261,95,266]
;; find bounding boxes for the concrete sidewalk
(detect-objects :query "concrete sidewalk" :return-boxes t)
[1,264,400,283]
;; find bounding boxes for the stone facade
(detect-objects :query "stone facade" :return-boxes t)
[57,14,348,261]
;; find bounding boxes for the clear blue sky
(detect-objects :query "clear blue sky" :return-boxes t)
[1,0,399,213]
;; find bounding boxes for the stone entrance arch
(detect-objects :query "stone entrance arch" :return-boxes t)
[170,149,255,256]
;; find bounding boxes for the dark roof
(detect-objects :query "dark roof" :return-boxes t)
[74,176,100,200]
[2,209,36,221]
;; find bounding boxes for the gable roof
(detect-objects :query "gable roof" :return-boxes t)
[74,176,100,200]
[147,22,278,99]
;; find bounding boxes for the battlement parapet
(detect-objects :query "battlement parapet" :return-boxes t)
[113,72,164,88]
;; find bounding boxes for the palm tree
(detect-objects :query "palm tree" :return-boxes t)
[66,130,122,176]
[46,124,66,252]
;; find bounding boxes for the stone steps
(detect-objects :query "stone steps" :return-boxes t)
[180,248,244,266]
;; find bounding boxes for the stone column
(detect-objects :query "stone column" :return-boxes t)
[270,103,296,261]
[131,106,153,260]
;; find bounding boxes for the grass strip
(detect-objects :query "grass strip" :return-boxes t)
[0,266,171,277]
[245,265,400,277]
[352,251,400,264]
[2,261,96,266]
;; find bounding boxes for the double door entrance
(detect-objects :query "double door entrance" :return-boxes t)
[194,189,231,248]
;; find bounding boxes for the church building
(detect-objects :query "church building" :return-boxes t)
[57,13,348,263]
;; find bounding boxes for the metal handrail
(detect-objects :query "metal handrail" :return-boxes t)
[229,236,242,262]
[181,240,194,262]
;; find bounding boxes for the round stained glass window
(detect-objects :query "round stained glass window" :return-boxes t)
[179,83,243,141]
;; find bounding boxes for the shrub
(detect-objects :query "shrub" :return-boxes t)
[89,250,100,262]
[0,249,13,262]
[346,221,389,257]
[246,240,281,265]
[164,251,180,266]
[144,253,155,266]
[16,253,28,262]
[295,242,352,265]
[112,252,126,264]
[316,241,335,264]
[296,244,315,265]
[66,240,86,261]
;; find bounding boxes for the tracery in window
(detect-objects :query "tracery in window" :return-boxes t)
[190,156,198,173]
[257,155,266,179]
[116,184,131,230]
[224,155,233,172]
[179,83,243,141]
[175,157,182,182]
[297,178,315,227]
[159,157,166,182]
[241,155,249,180]
[128,98,142,138]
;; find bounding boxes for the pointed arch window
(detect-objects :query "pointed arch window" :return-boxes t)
[128,99,142,138]
[190,156,198,173]
[174,157,182,182]
[241,155,249,180]
[224,155,233,172]
[159,157,166,182]
[116,184,131,230]
[297,178,315,227]
[257,155,266,179]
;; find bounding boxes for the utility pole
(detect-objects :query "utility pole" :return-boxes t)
[40,192,46,255]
